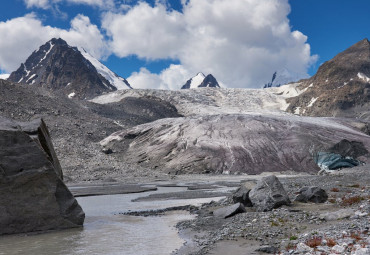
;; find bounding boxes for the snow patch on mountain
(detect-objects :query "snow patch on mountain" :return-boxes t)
[38,42,54,66]
[78,47,132,90]
[307,97,318,108]
[0,74,9,80]
[357,72,370,83]
[190,73,206,88]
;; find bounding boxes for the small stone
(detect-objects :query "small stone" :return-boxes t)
[296,242,313,253]
[331,245,345,254]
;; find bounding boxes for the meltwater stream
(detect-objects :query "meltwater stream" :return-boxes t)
[0,187,224,255]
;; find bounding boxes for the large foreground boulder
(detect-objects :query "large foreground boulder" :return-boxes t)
[0,117,85,235]
[249,175,291,212]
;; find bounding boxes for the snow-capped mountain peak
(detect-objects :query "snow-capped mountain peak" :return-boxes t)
[181,73,220,89]
[8,38,132,99]
[78,47,132,90]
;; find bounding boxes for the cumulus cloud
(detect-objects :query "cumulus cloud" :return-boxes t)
[23,0,114,9]
[127,64,191,90]
[0,13,107,72]
[103,0,317,89]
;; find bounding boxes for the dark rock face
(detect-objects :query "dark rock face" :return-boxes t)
[0,117,84,235]
[100,114,370,175]
[232,186,252,207]
[181,73,220,89]
[248,175,291,212]
[295,186,328,203]
[8,38,123,99]
[89,96,182,125]
[287,39,370,120]
[198,74,220,88]
[328,139,369,159]
[213,203,246,218]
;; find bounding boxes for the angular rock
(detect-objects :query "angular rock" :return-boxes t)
[249,175,291,212]
[255,246,279,254]
[232,185,252,207]
[0,117,85,235]
[319,208,355,221]
[295,186,328,203]
[213,203,246,219]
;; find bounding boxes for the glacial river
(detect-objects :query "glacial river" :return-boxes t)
[0,187,224,255]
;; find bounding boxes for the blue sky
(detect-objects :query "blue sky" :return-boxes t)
[0,0,369,89]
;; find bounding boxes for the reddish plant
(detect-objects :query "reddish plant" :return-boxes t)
[325,238,337,247]
[331,187,339,192]
[341,196,363,206]
[305,236,322,248]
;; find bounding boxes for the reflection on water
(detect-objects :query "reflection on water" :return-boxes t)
[0,187,224,255]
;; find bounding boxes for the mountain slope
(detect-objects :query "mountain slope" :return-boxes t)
[286,38,370,120]
[181,73,220,89]
[8,38,131,99]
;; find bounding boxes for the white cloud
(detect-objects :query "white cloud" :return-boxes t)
[102,2,185,59]
[103,0,317,88]
[24,0,51,9]
[127,64,191,90]
[0,13,107,72]
[23,0,114,9]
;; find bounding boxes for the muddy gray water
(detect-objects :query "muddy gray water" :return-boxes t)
[0,187,224,255]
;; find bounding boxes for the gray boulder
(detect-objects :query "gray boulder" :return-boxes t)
[0,117,85,235]
[232,185,252,207]
[213,203,246,218]
[295,186,328,203]
[249,175,291,212]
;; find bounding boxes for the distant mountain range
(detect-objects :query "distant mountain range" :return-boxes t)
[181,72,220,89]
[8,38,131,99]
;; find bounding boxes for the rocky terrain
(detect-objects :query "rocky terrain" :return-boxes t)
[0,117,84,235]
[287,39,370,120]
[0,79,181,182]
[174,168,370,255]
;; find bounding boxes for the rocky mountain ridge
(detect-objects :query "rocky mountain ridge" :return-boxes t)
[8,38,131,99]
[287,38,370,120]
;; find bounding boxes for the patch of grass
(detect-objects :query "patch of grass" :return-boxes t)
[290,235,298,241]
[285,243,297,251]
[305,236,322,248]
[328,198,336,204]
[278,218,285,223]
[271,221,279,227]
[347,184,360,188]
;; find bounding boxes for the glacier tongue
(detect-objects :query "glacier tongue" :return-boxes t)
[78,47,132,90]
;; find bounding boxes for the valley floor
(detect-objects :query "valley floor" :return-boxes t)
[67,166,369,255]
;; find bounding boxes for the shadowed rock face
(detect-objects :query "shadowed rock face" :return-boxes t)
[100,114,370,175]
[8,38,117,99]
[0,117,84,235]
[287,39,370,120]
